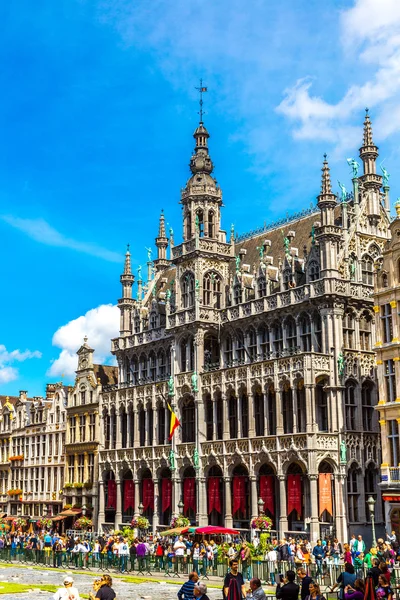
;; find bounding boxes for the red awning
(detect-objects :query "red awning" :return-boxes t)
[383,495,400,502]
[181,525,239,535]
[58,509,82,517]
[51,515,67,521]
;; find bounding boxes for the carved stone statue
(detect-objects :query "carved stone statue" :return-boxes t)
[195,214,200,234]
[169,449,176,470]
[167,375,174,397]
[193,447,199,468]
[346,158,359,178]
[231,223,235,237]
[338,181,347,202]
[137,265,142,279]
[166,289,171,302]
[256,245,264,259]
[337,352,345,377]
[145,247,152,262]
[195,279,200,298]
[191,371,198,393]
[340,440,347,464]
[349,258,356,279]
[381,165,390,187]
[281,230,290,257]
[311,224,315,245]
[235,255,241,273]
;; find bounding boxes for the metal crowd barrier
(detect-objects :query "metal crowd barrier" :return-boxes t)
[0,550,388,586]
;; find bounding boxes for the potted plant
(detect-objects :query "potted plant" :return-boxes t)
[170,515,190,528]
[130,516,150,530]
[36,518,53,529]
[73,516,93,530]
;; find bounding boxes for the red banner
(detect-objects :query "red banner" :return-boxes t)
[142,478,154,511]
[208,477,222,514]
[287,474,302,517]
[259,475,275,516]
[161,478,172,513]
[319,473,333,516]
[184,478,196,513]
[107,479,116,509]
[232,476,247,515]
[124,480,134,512]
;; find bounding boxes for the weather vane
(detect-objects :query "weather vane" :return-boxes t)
[195,78,207,122]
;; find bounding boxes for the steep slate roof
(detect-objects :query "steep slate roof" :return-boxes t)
[0,396,20,407]
[93,364,118,386]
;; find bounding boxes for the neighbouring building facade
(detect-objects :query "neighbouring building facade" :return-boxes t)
[0,386,67,519]
[375,201,400,535]
[64,337,118,530]
[98,110,390,541]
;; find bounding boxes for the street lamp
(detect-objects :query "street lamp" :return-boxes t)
[178,500,184,514]
[258,497,265,515]
[367,495,376,548]
[138,502,144,516]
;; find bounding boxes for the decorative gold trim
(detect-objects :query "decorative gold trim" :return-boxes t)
[376,360,383,365]
[373,305,380,313]
[378,400,386,405]
[392,338,400,343]
[379,419,387,425]
[391,301,397,308]
[375,342,383,347]
[394,357,400,362]
[381,463,389,467]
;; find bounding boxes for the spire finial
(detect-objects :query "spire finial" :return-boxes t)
[123,246,132,275]
[158,210,166,238]
[195,79,207,123]
[363,108,374,147]
[321,154,332,195]
[83,335,88,344]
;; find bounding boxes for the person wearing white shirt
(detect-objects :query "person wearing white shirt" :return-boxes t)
[53,576,80,600]
[118,538,129,573]
[266,547,277,584]
[174,535,186,573]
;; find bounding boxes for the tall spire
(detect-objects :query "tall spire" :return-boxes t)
[363,108,374,147]
[154,210,169,271]
[359,108,378,175]
[120,245,134,299]
[320,153,332,195]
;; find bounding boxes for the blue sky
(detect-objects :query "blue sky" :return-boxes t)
[1,0,400,395]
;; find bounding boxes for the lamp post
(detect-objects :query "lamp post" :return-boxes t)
[367,495,376,547]
[138,502,144,516]
[258,497,265,515]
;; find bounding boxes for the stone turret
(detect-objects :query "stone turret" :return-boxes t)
[315,155,340,277]
[118,246,135,335]
[154,210,169,272]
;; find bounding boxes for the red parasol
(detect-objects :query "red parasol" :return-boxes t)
[181,525,239,535]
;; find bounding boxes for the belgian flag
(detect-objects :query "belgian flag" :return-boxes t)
[167,402,181,440]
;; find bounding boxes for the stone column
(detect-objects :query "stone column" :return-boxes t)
[222,396,229,440]
[153,479,160,531]
[145,410,149,447]
[224,477,233,528]
[172,472,180,516]
[116,411,122,450]
[133,410,140,448]
[213,399,218,440]
[248,393,255,438]
[164,408,169,445]
[309,475,320,543]
[83,452,89,483]
[278,475,288,538]
[237,396,242,438]
[134,480,140,518]
[250,476,258,539]
[292,385,298,434]
[115,480,122,528]
[198,475,207,526]
[334,472,348,544]
[98,480,105,526]
[275,389,284,435]
[305,385,314,433]
[263,391,269,436]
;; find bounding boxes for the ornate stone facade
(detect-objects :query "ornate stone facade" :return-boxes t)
[99,111,389,541]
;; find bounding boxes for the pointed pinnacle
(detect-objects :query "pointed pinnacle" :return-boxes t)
[123,246,132,275]
[158,211,166,238]
[321,154,332,195]
[363,109,374,147]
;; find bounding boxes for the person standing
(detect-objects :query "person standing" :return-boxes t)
[276,570,300,600]
[297,568,313,600]
[194,581,210,600]
[240,542,251,582]
[95,575,116,600]
[247,578,267,600]
[312,541,325,577]
[223,559,246,599]
[118,537,129,573]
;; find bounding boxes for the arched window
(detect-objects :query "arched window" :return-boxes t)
[224,335,233,367]
[186,211,192,240]
[149,312,157,329]
[299,314,311,352]
[361,255,374,285]
[248,328,257,361]
[286,317,297,351]
[258,276,267,298]
[359,312,372,351]
[362,382,375,430]
[364,465,377,522]
[241,392,249,437]
[157,350,166,379]
[180,338,194,372]
[203,272,222,308]
[208,210,215,238]
[157,405,166,445]
[347,466,359,522]
[196,210,204,237]
[205,394,213,440]
[254,389,264,437]
[236,331,245,364]
[139,407,146,446]
[233,283,242,305]
[259,326,270,358]
[283,269,291,290]
[228,394,238,438]
[149,352,156,381]
[282,385,293,433]
[382,273,389,288]
[343,311,355,349]
[309,261,320,281]
[345,381,357,430]
[182,272,195,308]
[313,312,323,352]
[132,356,139,384]
[272,322,283,355]
[316,380,328,431]
[182,397,195,442]
[134,316,140,333]
[139,354,148,382]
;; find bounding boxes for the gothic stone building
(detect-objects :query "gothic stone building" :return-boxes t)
[99,111,389,541]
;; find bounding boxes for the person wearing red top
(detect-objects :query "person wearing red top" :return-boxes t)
[378,562,391,585]
[343,544,352,565]
[155,540,164,570]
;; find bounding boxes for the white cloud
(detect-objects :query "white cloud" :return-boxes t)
[0,344,42,385]
[1,215,122,263]
[47,304,120,378]
[277,0,400,145]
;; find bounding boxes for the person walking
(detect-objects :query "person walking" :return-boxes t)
[53,576,80,600]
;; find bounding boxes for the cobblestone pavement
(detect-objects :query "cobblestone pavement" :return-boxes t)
[0,566,224,599]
